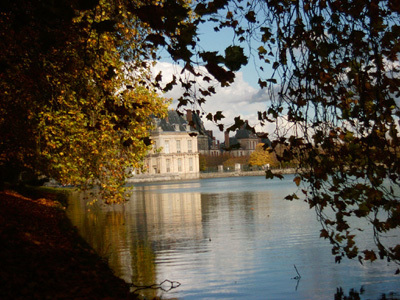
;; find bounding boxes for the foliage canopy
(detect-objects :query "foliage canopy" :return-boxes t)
[248,143,277,167]
[194,0,400,269]
[0,0,173,202]
[153,0,400,268]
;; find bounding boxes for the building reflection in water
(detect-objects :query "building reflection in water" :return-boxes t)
[66,183,270,299]
[66,177,399,300]
[67,186,205,299]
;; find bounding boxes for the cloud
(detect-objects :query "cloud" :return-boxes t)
[250,89,269,103]
[152,61,276,141]
[249,84,282,104]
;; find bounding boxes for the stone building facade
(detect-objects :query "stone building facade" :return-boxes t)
[222,122,269,157]
[129,111,270,182]
[130,110,200,182]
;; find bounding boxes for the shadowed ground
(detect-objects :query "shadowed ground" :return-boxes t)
[0,190,138,300]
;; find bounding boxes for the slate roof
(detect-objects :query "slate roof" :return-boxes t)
[156,110,188,132]
[190,111,207,135]
[235,129,251,139]
[154,110,211,135]
[234,121,258,139]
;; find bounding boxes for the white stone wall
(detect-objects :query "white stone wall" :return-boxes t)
[136,130,200,178]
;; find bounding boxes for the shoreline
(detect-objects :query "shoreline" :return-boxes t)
[199,168,296,179]
[0,189,137,300]
[128,168,296,183]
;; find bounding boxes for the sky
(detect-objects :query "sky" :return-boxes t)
[152,22,276,142]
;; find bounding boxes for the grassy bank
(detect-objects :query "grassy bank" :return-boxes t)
[0,189,138,300]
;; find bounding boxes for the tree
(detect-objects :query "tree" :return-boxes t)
[196,0,400,268]
[222,155,249,169]
[248,143,277,168]
[258,0,400,268]
[0,0,178,202]
[157,0,400,268]
[199,154,207,171]
[201,152,229,171]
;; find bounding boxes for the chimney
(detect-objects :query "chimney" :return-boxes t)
[225,131,230,149]
[186,109,193,123]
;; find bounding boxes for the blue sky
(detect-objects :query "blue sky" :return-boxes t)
[196,21,270,89]
[155,22,276,141]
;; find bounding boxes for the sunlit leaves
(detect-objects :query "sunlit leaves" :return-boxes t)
[0,0,170,203]
[36,86,168,203]
[248,143,277,167]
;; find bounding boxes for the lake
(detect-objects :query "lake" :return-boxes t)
[66,175,400,300]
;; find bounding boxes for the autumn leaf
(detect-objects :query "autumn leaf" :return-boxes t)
[363,250,377,262]
[320,229,329,239]
[245,10,256,23]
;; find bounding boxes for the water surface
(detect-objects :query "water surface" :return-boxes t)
[67,175,400,299]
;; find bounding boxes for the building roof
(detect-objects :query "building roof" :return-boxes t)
[156,110,189,132]
[235,129,252,139]
[234,122,258,139]
[188,111,207,135]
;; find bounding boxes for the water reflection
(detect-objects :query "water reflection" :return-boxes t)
[67,176,400,300]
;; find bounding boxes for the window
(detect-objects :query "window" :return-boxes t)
[189,158,193,171]
[178,158,182,172]
[166,159,171,173]
[176,140,181,153]
[188,140,192,153]
[151,141,157,153]
[164,140,170,153]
